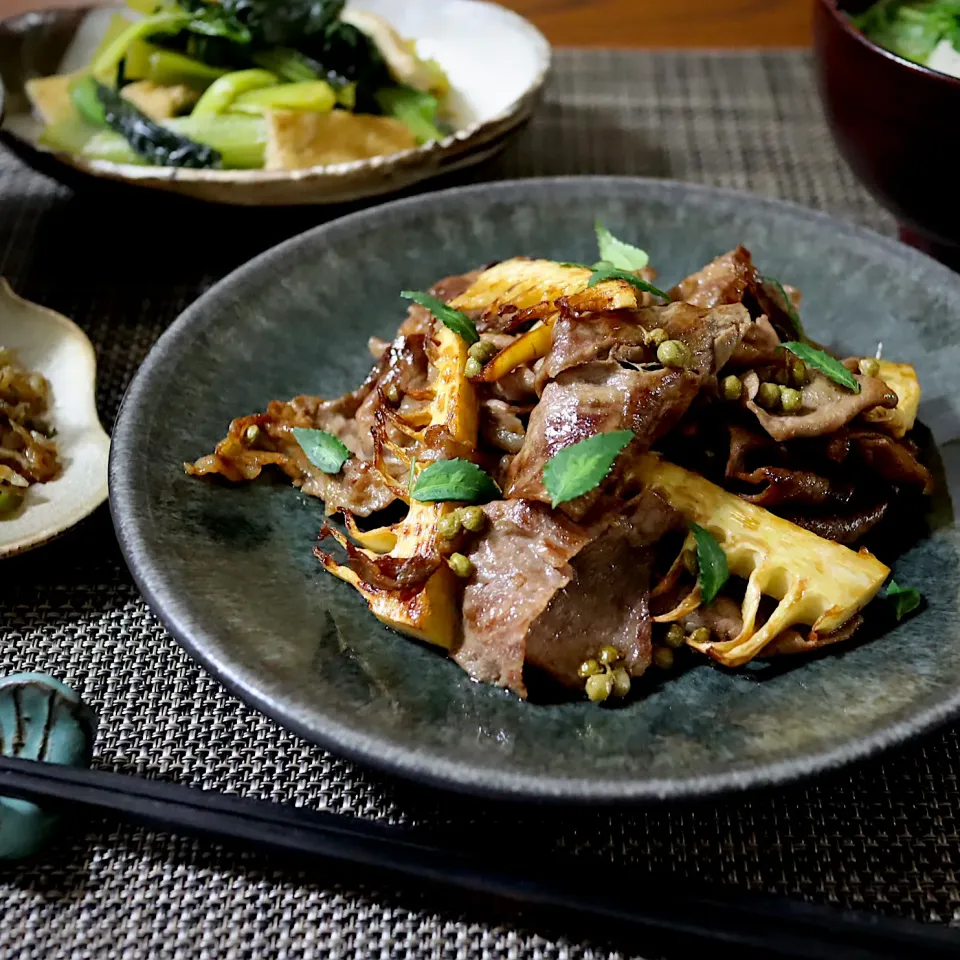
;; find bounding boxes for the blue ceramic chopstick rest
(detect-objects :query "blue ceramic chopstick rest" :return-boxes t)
[0,673,97,859]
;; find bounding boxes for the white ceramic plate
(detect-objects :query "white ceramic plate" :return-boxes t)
[0,280,109,558]
[0,1,551,205]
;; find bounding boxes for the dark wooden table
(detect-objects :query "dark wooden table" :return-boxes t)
[0,0,813,47]
[503,0,811,46]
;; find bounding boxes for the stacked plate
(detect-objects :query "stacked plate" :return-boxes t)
[0,0,551,205]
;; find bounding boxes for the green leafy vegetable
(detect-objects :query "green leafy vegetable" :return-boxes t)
[292,427,351,474]
[411,459,501,503]
[253,46,356,97]
[400,291,479,345]
[96,82,222,168]
[762,275,806,341]
[541,430,634,508]
[177,0,346,48]
[557,261,591,269]
[587,264,670,302]
[885,579,922,621]
[780,341,860,394]
[690,523,729,606]
[853,0,960,66]
[594,221,650,271]
[376,85,446,144]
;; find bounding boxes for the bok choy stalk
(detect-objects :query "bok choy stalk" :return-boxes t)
[124,41,230,88]
[374,86,446,144]
[228,80,336,114]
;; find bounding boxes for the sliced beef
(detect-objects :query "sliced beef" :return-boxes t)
[456,492,679,697]
[727,315,781,369]
[834,430,934,493]
[742,369,897,442]
[505,360,699,506]
[670,245,803,343]
[780,502,890,544]
[480,399,526,454]
[525,491,680,687]
[535,308,650,393]
[725,422,778,477]
[735,466,855,508]
[670,247,754,308]
[505,303,751,506]
[537,302,751,394]
[185,408,398,516]
[185,333,430,517]
[456,500,593,696]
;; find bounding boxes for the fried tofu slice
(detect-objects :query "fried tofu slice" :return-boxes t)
[264,108,416,169]
[120,80,199,120]
[25,72,82,125]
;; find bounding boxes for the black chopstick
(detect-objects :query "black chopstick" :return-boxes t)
[1,754,957,960]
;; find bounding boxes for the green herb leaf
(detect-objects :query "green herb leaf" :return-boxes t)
[541,430,634,507]
[557,261,591,269]
[411,458,501,503]
[400,290,479,345]
[885,579,922,621]
[780,341,861,394]
[690,523,729,606]
[595,220,650,271]
[762,274,806,341]
[587,264,670,302]
[292,427,351,474]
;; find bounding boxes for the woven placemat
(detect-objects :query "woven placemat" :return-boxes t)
[3,50,958,960]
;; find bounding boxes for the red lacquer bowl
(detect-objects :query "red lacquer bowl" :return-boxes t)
[813,0,960,268]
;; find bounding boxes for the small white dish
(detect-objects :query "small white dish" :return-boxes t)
[0,280,109,558]
[0,0,551,206]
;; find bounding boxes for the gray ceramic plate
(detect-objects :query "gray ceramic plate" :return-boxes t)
[110,177,960,802]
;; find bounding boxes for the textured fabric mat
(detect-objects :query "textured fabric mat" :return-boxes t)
[3,49,958,960]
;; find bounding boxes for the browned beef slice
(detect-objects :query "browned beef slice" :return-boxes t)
[505,360,700,503]
[537,302,750,394]
[742,369,897,442]
[506,304,749,504]
[670,247,754,307]
[779,502,890,545]
[727,315,781,369]
[479,399,526,454]
[669,245,803,344]
[524,491,679,687]
[844,430,934,493]
[456,500,592,697]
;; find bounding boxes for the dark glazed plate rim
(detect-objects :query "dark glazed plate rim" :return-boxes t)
[110,176,960,803]
[819,0,960,88]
